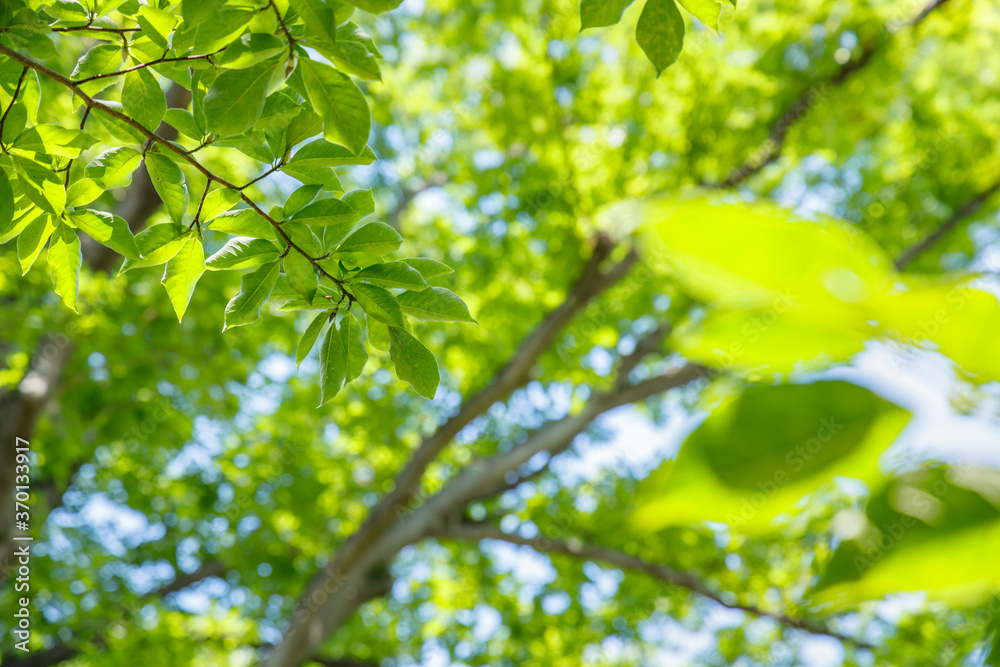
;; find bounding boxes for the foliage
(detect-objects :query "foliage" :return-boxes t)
[1,0,999,667]
[0,0,471,400]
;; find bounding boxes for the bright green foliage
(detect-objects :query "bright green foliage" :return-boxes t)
[813,465,1000,605]
[633,380,912,532]
[0,0,472,398]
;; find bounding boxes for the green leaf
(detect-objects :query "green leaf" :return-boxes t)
[280,222,323,257]
[297,310,328,366]
[145,152,189,223]
[335,222,401,256]
[284,108,323,150]
[86,146,143,189]
[1,103,26,144]
[284,251,318,302]
[181,0,225,27]
[402,257,453,279]
[122,67,166,131]
[47,224,82,312]
[635,0,686,75]
[92,103,147,145]
[631,380,911,534]
[350,282,405,327]
[341,188,375,219]
[71,44,123,96]
[70,209,140,259]
[163,108,203,140]
[206,208,277,240]
[223,260,280,329]
[316,39,381,82]
[119,224,190,273]
[354,261,428,290]
[288,139,377,168]
[218,33,286,69]
[199,187,242,222]
[340,310,368,381]
[65,178,103,208]
[814,467,1000,605]
[17,214,56,274]
[283,184,322,217]
[387,326,439,399]
[676,0,724,32]
[344,0,404,13]
[318,322,347,404]
[1,208,44,246]
[396,286,475,322]
[367,318,390,352]
[14,157,65,214]
[203,61,279,137]
[290,197,357,227]
[288,0,338,45]
[206,237,280,270]
[580,0,635,29]
[299,59,371,155]
[161,236,205,321]
[636,196,899,374]
[137,5,177,48]
[10,124,94,158]
[280,163,344,191]
[0,172,12,232]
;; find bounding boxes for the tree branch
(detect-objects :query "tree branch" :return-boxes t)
[384,171,448,230]
[893,178,1000,270]
[403,364,707,530]
[264,237,639,666]
[435,521,873,650]
[713,0,949,189]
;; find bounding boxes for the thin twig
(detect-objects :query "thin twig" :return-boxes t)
[894,178,1000,269]
[73,50,222,84]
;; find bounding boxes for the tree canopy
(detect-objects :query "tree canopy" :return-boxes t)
[1,0,999,666]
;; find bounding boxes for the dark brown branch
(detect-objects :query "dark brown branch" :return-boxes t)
[894,179,1000,270]
[436,521,873,650]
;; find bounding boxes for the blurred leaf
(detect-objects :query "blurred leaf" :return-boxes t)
[632,380,911,533]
